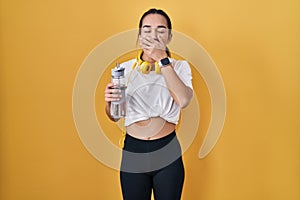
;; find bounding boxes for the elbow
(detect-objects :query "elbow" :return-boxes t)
[178,92,193,109]
[178,97,191,108]
[173,87,193,108]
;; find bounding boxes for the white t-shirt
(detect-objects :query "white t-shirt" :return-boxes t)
[120,58,193,126]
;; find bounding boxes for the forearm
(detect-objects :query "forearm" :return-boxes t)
[161,65,193,108]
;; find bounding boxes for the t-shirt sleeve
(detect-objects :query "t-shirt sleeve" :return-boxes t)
[173,60,193,89]
[121,59,135,84]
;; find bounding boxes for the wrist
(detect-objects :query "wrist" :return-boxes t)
[158,57,171,68]
[155,52,168,62]
[160,64,173,72]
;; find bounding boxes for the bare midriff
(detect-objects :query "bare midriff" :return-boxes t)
[126,117,175,140]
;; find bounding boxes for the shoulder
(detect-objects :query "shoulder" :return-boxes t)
[170,58,191,72]
[119,58,136,74]
[120,58,136,69]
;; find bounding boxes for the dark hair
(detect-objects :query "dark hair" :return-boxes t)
[138,8,172,57]
[139,8,172,31]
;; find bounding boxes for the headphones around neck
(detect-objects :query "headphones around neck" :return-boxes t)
[132,51,161,74]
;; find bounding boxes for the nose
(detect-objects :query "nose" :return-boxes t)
[151,29,158,41]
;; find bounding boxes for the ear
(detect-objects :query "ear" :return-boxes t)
[167,33,173,44]
[137,33,141,41]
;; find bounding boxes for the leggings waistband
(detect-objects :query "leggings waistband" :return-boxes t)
[123,131,177,153]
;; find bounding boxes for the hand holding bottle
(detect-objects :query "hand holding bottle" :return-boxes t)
[107,64,126,119]
[105,83,122,103]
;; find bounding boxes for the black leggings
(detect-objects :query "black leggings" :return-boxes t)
[120,131,184,200]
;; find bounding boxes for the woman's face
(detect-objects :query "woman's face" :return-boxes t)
[139,14,172,45]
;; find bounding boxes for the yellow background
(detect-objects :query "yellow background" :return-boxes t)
[1,0,299,199]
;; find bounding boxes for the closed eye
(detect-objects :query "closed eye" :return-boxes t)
[141,27,151,34]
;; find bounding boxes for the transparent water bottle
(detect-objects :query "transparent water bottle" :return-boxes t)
[110,63,126,119]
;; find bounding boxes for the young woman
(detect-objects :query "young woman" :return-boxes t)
[104,8,193,200]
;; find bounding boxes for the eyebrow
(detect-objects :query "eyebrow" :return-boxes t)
[142,25,167,29]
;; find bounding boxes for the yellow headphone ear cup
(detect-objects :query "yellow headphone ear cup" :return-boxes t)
[134,51,161,74]
[155,62,161,74]
[140,61,151,74]
[133,52,142,72]
[137,52,142,63]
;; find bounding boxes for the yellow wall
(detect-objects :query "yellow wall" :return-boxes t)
[1,0,300,199]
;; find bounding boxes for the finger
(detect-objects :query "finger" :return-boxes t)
[157,35,163,43]
[105,93,122,98]
[143,36,153,43]
[106,83,115,89]
[141,39,152,48]
[105,94,122,102]
[105,97,121,102]
[105,88,121,94]
[142,36,156,45]
[144,36,164,50]
[156,36,166,50]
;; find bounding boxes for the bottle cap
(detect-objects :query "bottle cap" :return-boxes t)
[111,63,125,77]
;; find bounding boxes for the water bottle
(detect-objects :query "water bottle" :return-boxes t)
[110,63,126,119]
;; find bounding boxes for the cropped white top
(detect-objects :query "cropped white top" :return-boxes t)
[120,58,193,126]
